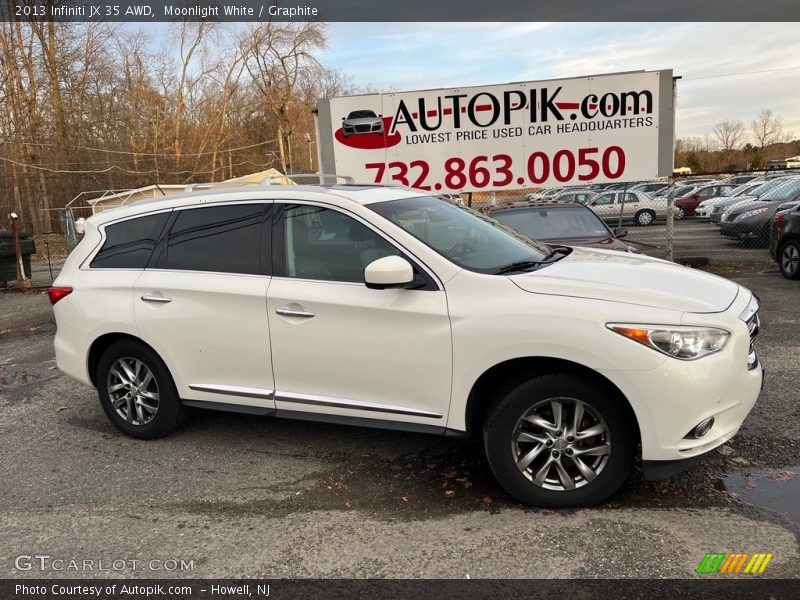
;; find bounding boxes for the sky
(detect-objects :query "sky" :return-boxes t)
[321,22,800,142]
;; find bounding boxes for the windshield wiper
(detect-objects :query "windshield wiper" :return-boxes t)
[494,246,573,275]
[493,260,546,275]
[544,244,573,259]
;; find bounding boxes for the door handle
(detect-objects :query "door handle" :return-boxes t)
[141,293,172,304]
[276,306,315,319]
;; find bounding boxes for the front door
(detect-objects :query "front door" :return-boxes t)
[266,202,452,427]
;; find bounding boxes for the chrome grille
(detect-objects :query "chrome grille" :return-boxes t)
[739,295,760,370]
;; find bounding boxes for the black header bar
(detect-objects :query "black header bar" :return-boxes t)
[1,0,800,22]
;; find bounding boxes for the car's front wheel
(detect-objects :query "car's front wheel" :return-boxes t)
[779,239,800,279]
[483,374,635,507]
[674,207,685,220]
[97,339,185,439]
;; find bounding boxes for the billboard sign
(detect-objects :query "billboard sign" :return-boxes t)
[316,70,674,192]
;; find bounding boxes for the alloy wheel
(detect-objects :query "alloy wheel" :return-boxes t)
[782,243,800,278]
[511,397,611,491]
[107,357,160,425]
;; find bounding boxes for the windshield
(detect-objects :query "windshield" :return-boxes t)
[347,110,377,119]
[748,177,793,198]
[492,207,611,241]
[369,196,552,273]
[725,182,758,196]
[759,177,800,201]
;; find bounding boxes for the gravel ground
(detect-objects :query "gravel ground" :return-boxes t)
[0,270,798,579]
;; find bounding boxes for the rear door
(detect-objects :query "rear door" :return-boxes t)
[590,192,617,219]
[266,202,452,427]
[133,202,275,410]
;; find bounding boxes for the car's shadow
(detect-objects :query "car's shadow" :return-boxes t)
[170,408,734,519]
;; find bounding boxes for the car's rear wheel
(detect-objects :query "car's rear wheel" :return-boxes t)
[634,209,655,226]
[483,374,635,507]
[779,239,800,280]
[97,339,185,439]
[674,207,685,220]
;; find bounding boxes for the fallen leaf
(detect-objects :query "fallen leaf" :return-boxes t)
[769,470,795,482]
[445,489,456,498]
[443,467,459,479]
[746,476,757,488]
[481,496,493,505]
[55,406,67,412]
[344,500,352,508]
[401,495,410,502]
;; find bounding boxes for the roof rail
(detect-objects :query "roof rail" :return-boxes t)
[259,173,354,186]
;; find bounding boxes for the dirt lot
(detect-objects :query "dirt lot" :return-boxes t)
[0,271,798,579]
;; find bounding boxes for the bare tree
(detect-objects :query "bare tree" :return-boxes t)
[712,120,745,153]
[750,109,785,148]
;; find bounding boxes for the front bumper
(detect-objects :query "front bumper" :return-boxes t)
[720,218,764,239]
[598,293,762,463]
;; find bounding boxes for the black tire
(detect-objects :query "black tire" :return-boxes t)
[634,209,656,226]
[96,339,185,439]
[779,239,800,280]
[483,373,635,507]
[674,207,685,220]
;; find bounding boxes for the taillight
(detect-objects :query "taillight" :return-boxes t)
[773,211,786,223]
[47,286,73,305]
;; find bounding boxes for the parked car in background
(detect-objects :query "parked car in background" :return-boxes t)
[720,177,800,244]
[551,190,596,204]
[710,177,794,224]
[630,182,669,196]
[770,202,800,279]
[484,200,636,252]
[696,181,764,219]
[722,174,759,186]
[674,183,739,219]
[587,190,672,226]
[654,183,699,198]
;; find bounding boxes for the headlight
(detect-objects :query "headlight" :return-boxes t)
[735,207,769,221]
[607,325,730,360]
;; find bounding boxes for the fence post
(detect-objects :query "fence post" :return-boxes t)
[666,175,676,263]
[9,212,31,289]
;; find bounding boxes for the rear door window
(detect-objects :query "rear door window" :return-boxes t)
[91,213,169,269]
[165,204,267,275]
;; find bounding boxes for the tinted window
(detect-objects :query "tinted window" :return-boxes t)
[282,205,398,283]
[493,207,611,241]
[166,204,264,274]
[622,193,639,204]
[91,213,168,269]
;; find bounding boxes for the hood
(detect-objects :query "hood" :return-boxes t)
[717,194,756,208]
[725,198,767,217]
[344,116,380,125]
[509,247,739,313]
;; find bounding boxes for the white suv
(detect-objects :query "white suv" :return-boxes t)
[50,184,763,506]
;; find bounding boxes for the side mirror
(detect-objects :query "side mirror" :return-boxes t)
[364,255,413,289]
[614,227,628,238]
[378,114,383,118]
[341,116,345,120]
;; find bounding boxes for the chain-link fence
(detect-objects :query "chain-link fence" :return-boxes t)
[465,167,800,271]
